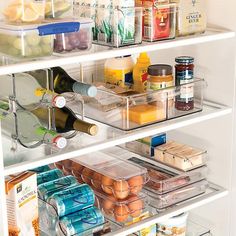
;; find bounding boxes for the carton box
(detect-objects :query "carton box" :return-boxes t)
[5,171,39,236]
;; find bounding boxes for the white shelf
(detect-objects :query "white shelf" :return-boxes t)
[0,27,234,76]
[105,182,227,236]
[3,101,232,176]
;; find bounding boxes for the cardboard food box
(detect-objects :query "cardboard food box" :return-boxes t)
[5,171,39,236]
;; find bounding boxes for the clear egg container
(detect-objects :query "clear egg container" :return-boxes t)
[57,149,149,200]
[94,190,149,224]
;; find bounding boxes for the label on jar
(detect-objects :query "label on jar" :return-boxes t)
[149,81,173,90]
[179,79,194,101]
[105,68,133,88]
[176,0,207,36]
[143,5,170,41]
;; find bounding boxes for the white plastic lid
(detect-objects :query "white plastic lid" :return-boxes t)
[52,95,66,108]
[54,136,67,149]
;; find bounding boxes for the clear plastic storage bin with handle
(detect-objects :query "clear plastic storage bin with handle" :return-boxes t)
[2,0,45,24]
[0,19,93,58]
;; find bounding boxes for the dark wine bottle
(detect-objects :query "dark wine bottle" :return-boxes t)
[52,67,97,97]
[32,107,98,136]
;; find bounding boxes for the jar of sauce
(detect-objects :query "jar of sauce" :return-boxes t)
[147,64,174,109]
[175,56,194,111]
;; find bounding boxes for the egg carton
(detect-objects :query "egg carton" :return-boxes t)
[94,190,149,224]
[56,150,149,200]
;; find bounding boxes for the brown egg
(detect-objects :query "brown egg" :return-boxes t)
[101,176,114,195]
[114,205,129,222]
[127,195,144,217]
[128,176,144,195]
[61,159,72,168]
[92,172,103,190]
[113,180,130,199]
[55,161,63,170]
[81,167,93,184]
[102,195,116,215]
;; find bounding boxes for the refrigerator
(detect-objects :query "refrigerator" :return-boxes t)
[0,0,236,235]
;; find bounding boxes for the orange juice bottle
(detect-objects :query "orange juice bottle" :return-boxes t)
[133,52,151,93]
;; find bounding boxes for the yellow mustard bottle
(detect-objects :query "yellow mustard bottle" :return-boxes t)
[133,52,151,93]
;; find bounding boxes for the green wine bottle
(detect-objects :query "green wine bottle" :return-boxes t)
[52,67,97,97]
[32,107,98,136]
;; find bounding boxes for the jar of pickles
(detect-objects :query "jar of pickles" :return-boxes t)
[175,56,194,111]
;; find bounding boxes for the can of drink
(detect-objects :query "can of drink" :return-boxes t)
[31,165,51,173]
[56,206,105,236]
[47,184,95,217]
[38,175,78,201]
[37,169,64,185]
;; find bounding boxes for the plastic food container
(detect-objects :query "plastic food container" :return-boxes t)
[142,3,177,42]
[0,19,93,58]
[95,190,149,224]
[156,212,189,236]
[129,157,207,194]
[154,141,207,171]
[58,150,148,199]
[52,18,93,54]
[74,5,143,47]
[2,0,45,24]
[147,180,208,210]
[83,78,204,131]
[38,199,112,236]
[45,0,73,18]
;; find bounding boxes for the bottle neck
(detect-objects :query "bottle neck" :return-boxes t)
[73,119,98,136]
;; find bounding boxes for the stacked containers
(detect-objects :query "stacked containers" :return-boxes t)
[34,166,106,236]
[58,150,149,224]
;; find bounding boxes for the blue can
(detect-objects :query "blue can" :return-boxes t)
[47,184,95,217]
[37,169,64,185]
[57,206,105,236]
[31,165,51,173]
[38,175,78,201]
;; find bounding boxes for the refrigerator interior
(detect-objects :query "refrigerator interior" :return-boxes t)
[0,0,236,235]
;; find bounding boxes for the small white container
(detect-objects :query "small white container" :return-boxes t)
[156,212,189,236]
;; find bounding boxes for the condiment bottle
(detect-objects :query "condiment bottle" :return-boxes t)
[175,56,194,111]
[133,52,151,93]
[104,56,134,89]
[147,64,174,90]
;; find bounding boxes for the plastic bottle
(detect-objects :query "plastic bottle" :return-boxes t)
[104,55,134,89]
[133,52,151,93]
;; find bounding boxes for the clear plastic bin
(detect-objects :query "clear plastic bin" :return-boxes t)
[52,18,93,54]
[74,5,143,47]
[0,19,93,58]
[129,157,207,194]
[147,180,208,210]
[154,141,207,171]
[2,0,45,24]
[95,190,149,224]
[142,3,177,42]
[58,150,148,199]
[45,0,73,18]
[39,199,113,236]
[83,78,204,131]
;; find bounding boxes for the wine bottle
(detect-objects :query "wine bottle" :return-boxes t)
[32,107,98,136]
[51,67,97,97]
[1,103,67,149]
[0,73,66,109]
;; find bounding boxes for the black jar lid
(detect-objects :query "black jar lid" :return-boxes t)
[148,64,173,76]
[175,56,194,64]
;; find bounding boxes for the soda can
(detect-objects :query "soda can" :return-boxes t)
[37,169,64,185]
[56,206,105,236]
[31,165,51,173]
[47,184,95,217]
[38,175,78,201]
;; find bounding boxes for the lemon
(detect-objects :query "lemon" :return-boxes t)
[45,2,52,14]
[3,5,22,22]
[41,44,52,54]
[30,2,45,16]
[26,33,40,46]
[21,7,40,22]
[41,35,52,44]
[13,38,23,50]
[32,46,42,56]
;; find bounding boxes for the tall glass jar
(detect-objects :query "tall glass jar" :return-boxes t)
[175,56,194,111]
